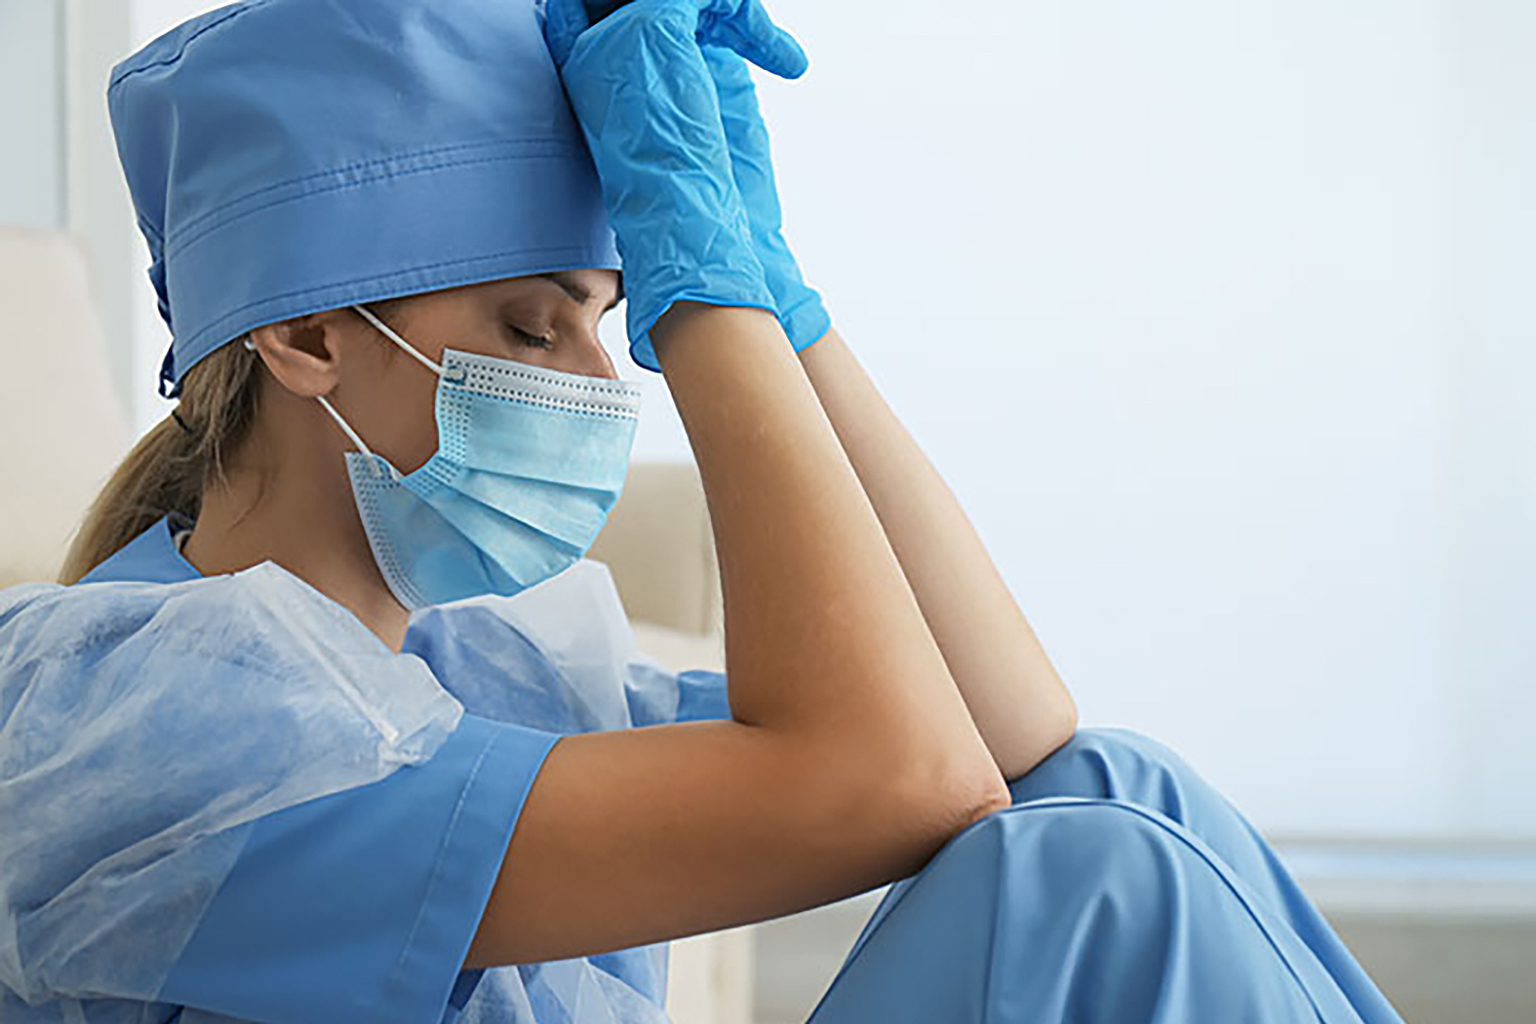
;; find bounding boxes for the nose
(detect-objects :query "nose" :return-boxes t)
[569,328,620,381]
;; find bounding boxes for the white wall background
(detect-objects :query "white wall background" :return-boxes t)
[34,0,1536,841]
[1438,2,1536,840]
[0,1,64,228]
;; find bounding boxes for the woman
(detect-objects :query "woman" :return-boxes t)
[0,0,1406,1022]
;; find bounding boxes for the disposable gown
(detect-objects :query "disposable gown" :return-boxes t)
[0,518,725,1023]
[0,518,1407,1023]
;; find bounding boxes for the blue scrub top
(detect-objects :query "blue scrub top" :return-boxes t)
[73,519,729,1023]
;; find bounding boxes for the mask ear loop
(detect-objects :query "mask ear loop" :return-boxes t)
[332,304,449,461]
[316,393,376,458]
[351,304,445,377]
[243,306,442,459]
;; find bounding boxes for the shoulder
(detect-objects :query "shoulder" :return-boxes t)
[1,563,463,764]
[0,568,501,1010]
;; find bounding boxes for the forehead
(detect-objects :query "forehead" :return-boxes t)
[521,269,622,307]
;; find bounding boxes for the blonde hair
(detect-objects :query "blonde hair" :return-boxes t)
[59,298,413,583]
[59,339,262,584]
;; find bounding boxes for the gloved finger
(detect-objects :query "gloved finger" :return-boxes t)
[699,0,809,80]
[703,43,767,132]
[539,0,592,69]
[701,39,754,92]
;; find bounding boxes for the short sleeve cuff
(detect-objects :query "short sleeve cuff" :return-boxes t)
[159,713,562,1024]
[380,714,562,1019]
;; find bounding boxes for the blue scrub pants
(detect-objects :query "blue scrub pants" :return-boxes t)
[805,728,1406,1024]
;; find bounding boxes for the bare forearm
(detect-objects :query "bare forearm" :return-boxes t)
[651,303,1009,805]
[799,325,1077,781]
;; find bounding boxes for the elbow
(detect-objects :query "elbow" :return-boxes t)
[1056,695,1080,745]
[802,736,1015,886]
[969,771,1015,824]
[909,767,1014,866]
[998,698,1079,786]
[881,750,1014,851]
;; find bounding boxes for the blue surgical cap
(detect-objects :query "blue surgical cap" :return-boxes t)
[107,0,622,398]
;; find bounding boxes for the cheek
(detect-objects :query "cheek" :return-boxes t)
[396,381,442,474]
[351,357,442,473]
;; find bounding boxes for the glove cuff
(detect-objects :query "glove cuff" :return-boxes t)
[625,270,780,372]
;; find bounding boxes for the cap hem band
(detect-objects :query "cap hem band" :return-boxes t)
[163,143,621,387]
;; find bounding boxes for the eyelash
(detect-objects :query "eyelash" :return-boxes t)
[509,325,554,350]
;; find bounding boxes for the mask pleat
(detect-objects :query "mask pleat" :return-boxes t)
[339,345,639,609]
[443,389,636,492]
[414,463,615,545]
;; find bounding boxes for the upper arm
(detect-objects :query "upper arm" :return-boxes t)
[465,716,1010,969]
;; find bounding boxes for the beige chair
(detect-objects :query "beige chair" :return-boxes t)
[0,226,131,587]
[0,225,752,1022]
[588,466,756,1024]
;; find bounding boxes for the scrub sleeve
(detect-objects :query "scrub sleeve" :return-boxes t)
[672,668,733,724]
[158,713,559,1023]
[803,728,1408,1024]
[78,520,565,1022]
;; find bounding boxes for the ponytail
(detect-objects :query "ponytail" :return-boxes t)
[59,339,262,583]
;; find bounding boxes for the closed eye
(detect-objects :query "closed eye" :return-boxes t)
[507,324,554,350]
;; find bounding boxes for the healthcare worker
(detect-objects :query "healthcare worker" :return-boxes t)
[0,0,1408,1022]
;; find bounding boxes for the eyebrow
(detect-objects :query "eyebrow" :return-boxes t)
[541,270,623,313]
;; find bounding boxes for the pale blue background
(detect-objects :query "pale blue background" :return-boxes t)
[3,0,1532,847]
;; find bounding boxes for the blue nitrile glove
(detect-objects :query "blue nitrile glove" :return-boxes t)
[702,43,832,354]
[541,0,812,371]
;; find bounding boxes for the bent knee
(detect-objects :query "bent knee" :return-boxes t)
[1059,725,1195,775]
[1091,725,1201,767]
[944,797,1190,882]
[911,799,1208,927]
[1011,798,1185,858]
[1010,725,1210,805]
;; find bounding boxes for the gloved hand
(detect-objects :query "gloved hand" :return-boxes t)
[542,0,812,371]
[702,44,832,354]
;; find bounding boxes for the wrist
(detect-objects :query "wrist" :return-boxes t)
[628,276,780,373]
[651,302,791,371]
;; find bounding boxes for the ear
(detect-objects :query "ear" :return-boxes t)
[247,311,350,398]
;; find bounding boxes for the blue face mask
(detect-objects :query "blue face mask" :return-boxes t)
[315,304,642,611]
